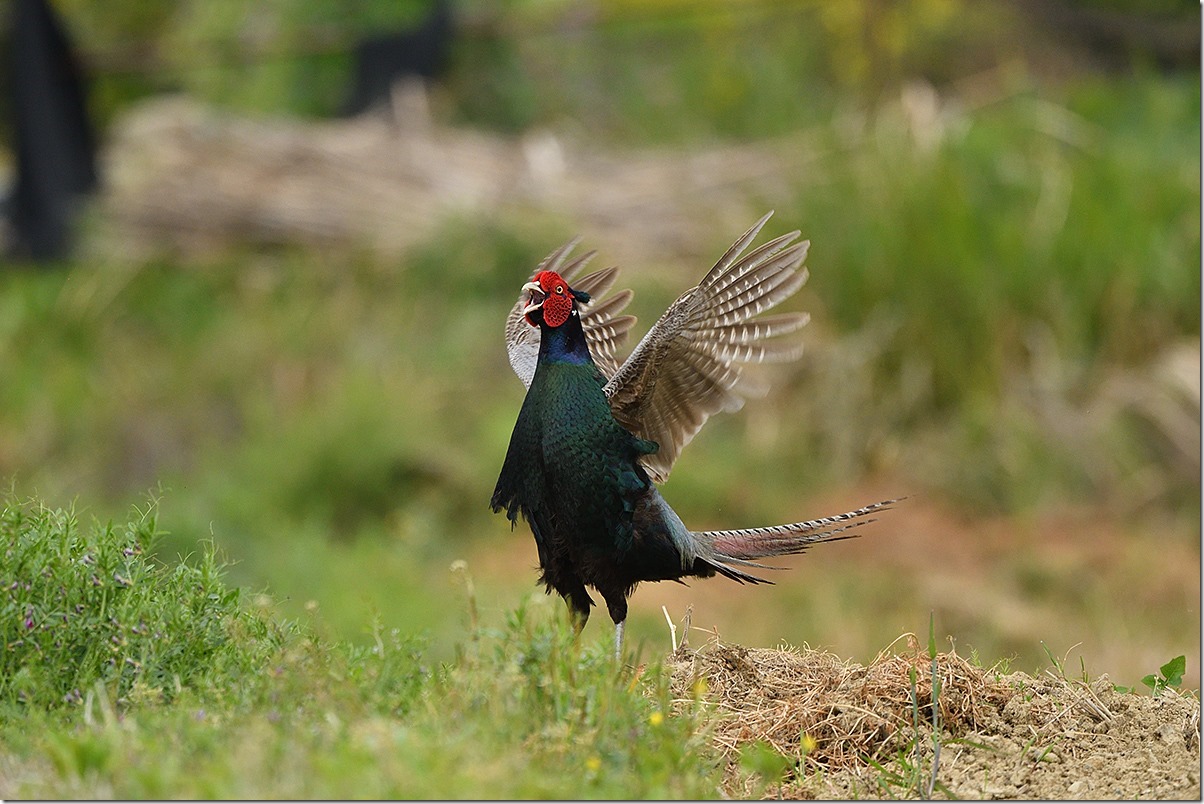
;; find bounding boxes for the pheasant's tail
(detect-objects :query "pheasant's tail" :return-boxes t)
[697,498,900,584]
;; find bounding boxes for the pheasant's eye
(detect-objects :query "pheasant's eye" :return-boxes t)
[555,285,564,294]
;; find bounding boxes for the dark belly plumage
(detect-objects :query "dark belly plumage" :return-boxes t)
[491,358,678,625]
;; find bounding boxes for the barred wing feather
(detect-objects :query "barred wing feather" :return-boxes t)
[603,212,810,483]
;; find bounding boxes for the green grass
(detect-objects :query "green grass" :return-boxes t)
[0,497,285,710]
[758,73,1199,512]
[0,497,719,799]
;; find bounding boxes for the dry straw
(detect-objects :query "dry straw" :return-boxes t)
[666,634,1201,798]
[668,633,1015,771]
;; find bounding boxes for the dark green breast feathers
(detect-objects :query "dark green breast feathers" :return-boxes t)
[490,269,660,626]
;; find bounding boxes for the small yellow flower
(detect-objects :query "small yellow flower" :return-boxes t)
[649,711,665,727]
[800,733,818,754]
[585,756,602,772]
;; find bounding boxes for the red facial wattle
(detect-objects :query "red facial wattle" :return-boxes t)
[525,270,574,328]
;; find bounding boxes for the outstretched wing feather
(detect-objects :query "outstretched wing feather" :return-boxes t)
[603,212,811,482]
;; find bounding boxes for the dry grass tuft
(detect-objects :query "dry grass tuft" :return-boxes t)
[668,633,1009,770]
[668,635,1202,799]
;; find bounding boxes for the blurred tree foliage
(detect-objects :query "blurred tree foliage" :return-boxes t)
[46,0,429,121]
[5,0,1192,138]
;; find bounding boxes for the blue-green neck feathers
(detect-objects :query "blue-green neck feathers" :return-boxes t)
[537,308,593,366]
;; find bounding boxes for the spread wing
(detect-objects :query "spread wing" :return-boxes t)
[505,239,637,387]
[603,212,811,483]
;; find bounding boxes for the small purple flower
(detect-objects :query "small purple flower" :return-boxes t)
[24,617,33,629]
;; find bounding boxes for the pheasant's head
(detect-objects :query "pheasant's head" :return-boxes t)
[522,270,591,328]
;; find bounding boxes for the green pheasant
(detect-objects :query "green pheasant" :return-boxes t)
[491,213,895,657]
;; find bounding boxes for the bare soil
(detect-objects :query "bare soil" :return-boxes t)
[669,640,1201,800]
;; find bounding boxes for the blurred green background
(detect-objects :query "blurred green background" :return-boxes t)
[0,0,1198,686]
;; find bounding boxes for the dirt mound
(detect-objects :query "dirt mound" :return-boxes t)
[669,638,1200,799]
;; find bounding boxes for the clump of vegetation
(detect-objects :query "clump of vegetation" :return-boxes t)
[0,496,284,709]
[0,501,720,797]
[670,635,1200,799]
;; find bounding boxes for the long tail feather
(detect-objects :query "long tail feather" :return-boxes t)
[697,499,899,582]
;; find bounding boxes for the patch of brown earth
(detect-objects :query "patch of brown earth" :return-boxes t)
[669,638,1200,800]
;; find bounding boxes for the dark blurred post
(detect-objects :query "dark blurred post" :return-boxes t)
[342,0,454,118]
[3,0,99,262]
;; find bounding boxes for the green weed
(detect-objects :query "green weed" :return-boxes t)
[1142,655,1187,697]
[738,739,796,797]
[0,496,286,710]
[866,617,956,800]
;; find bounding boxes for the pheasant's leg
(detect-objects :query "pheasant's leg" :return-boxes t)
[603,593,629,663]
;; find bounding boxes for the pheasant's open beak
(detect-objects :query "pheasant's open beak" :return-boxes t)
[522,281,545,325]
